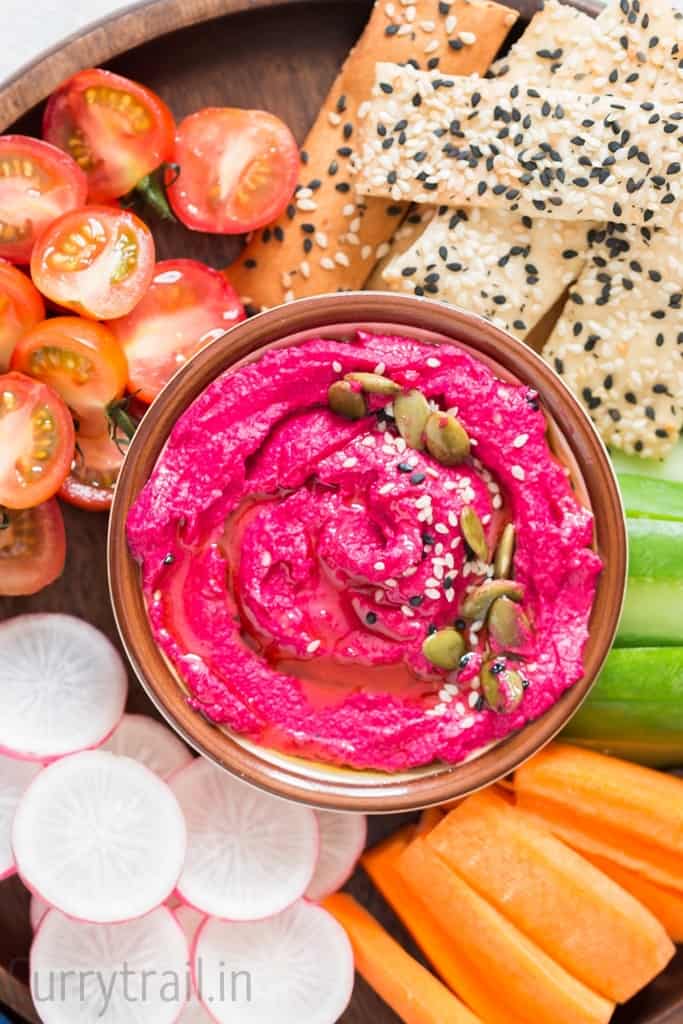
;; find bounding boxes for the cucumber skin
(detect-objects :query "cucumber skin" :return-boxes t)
[562,648,683,767]
[615,519,683,646]
[618,474,683,522]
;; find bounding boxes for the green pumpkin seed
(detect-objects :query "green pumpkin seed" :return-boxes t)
[328,380,367,420]
[494,523,516,580]
[425,412,470,466]
[394,389,430,450]
[460,506,488,563]
[422,628,465,671]
[488,596,529,648]
[461,579,523,621]
[481,656,525,714]
[345,372,401,396]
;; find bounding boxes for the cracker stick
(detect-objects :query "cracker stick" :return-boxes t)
[356,65,683,228]
[228,0,516,310]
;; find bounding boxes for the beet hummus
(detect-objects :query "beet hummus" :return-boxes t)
[127,332,602,771]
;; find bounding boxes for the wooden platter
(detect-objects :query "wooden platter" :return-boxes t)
[1,0,682,1021]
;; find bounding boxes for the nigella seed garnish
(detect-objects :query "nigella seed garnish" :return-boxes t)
[366,612,378,625]
[163,553,175,565]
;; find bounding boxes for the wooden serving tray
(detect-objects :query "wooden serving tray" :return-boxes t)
[1,0,682,1021]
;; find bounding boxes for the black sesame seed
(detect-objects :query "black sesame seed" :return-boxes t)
[366,612,378,625]
[422,532,435,546]
[443,577,454,591]
[303,238,313,254]
[163,553,175,565]
[385,23,399,35]
[409,595,424,607]
[286,204,296,219]
[379,82,393,94]
[274,226,285,242]
[427,624,438,636]
[410,472,426,485]
[244,258,257,269]
[335,183,350,193]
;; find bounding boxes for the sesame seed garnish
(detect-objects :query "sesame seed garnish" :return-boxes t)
[306,640,321,654]
[512,433,529,448]
[435,523,449,535]
[511,465,525,481]
[342,456,358,469]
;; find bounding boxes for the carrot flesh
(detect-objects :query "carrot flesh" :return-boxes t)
[514,743,683,864]
[580,851,683,943]
[398,837,615,1024]
[427,789,673,1003]
[415,807,444,835]
[323,891,482,1024]
[516,791,683,892]
[362,829,528,1024]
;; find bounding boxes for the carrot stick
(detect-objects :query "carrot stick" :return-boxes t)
[362,829,529,1024]
[427,789,673,1003]
[398,837,614,1024]
[415,807,444,836]
[324,892,482,1024]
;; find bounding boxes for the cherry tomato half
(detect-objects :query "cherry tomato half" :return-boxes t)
[30,206,155,320]
[59,429,124,511]
[0,259,45,371]
[43,68,175,203]
[167,108,300,234]
[0,372,75,509]
[11,317,128,438]
[0,498,66,595]
[109,259,245,402]
[0,136,87,265]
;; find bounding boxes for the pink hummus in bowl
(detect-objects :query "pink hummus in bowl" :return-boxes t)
[126,327,603,773]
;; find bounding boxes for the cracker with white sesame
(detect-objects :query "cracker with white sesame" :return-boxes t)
[365,205,435,289]
[379,206,594,339]
[544,212,683,459]
[356,64,683,228]
[490,0,600,86]
[225,0,517,311]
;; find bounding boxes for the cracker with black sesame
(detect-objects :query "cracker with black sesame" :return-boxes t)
[225,0,516,311]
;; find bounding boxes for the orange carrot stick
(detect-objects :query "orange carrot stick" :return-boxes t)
[324,892,482,1024]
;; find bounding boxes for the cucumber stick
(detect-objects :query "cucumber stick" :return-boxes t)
[617,474,683,522]
[616,518,683,647]
[562,648,683,767]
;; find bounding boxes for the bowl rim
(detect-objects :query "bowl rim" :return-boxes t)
[108,291,628,812]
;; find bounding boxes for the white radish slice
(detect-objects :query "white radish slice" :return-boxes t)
[305,811,367,901]
[13,751,187,923]
[101,713,193,779]
[175,906,212,1023]
[0,615,127,761]
[194,901,353,1024]
[170,758,318,920]
[0,755,41,879]
[30,893,50,932]
[31,906,189,1023]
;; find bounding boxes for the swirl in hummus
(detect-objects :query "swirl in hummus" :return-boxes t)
[127,331,602,771]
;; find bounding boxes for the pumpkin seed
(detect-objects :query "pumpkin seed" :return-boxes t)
[494,523,516,580]
[481,656,525,714]
[461,579,523,621]
[345,372,401,396]
[394,389,430,450]
[460,506,488,563]
[488,596,529,648]
[425,412,470,466]
[328,380,367,420]
[422,627,465,671]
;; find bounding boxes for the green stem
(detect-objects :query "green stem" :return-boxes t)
[121,163,179,222]
[106,397,140,454]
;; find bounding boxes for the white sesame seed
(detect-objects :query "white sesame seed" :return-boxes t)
[512,433,529,448]
[357,101,371,120]
[425,576,439,587]
[334,251,351,268]
[417,509,432,523]
[434,542,444,555]
[493,494,503,509]
[415,494,432,509]
[299,260,311,279]
[315,231,328,249]
[385,578,398,588]
[445,14,457,32]
[375,242,391,259]
[297,198,318,212]
[375,589,384,602]
[328,112,341,126]
[307,639,321,654]
[426,356,441,368]
[511,465,525,481]
[284,290,294,303]
[343,203,356,217]
[378,482,394,495]
[261,551,272,568]
[296,187,313,199]
[342,456,358,468]
[468,691,479,708]
[374,561,386,571]
[402,605,415,617]
[424,39,440,53]
[361,245,373,260]
[435,523,449,535]
[362,435,376,446]
[405,4,415,20]
[320,257,335,271]
[425,588,441,600]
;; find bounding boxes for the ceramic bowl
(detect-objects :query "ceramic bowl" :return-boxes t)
[108,292,627,812]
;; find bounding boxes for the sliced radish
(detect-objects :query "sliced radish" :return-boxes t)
[170,758,318,920]
[101,713,193,779]
[30,893,50,932]
[306,811,367,902]
[13,750,187,923]
[0,614,127,761]
[31,906,189,1023]
[175,906,212,1023]
[0,755,41,879]
[194,901,353,1024]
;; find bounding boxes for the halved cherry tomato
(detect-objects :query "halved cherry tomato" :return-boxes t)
[0,372,75,509]
[0,260,45,371]
[11,317,128,438]
[0,498,66,595]
[167,108,300,234]
[30,206,155,320]
[109,259,245,402]
[0,136,87,265]
[43,68,175,203]
[59,429,124,511]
